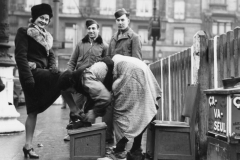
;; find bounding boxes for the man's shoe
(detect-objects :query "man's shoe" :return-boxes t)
[69,112,82,122]
[106,138,114,145]
[66,121,74,129]
[67,111,91,129]
[97,150,127,160]
[69,111,86,121]
[105,146,116,155]
[127,148,144,160]
[106,139,114,150]
[66,121,91,130]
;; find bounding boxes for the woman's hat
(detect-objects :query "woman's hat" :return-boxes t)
[31,3,53,21]
[114,8,130,19]
[85,19,99,28]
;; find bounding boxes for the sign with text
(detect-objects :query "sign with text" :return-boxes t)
[208,95,227,137]
[231,94,240,139]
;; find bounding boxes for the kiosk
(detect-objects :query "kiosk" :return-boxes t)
[205,81,240,160]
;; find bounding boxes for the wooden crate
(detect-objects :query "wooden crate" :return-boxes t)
[207,136,240,160]
[68,122,107,160]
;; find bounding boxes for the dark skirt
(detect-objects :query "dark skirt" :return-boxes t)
[20,68,62,114]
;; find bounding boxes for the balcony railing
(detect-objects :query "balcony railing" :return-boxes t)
[209,0,227,11]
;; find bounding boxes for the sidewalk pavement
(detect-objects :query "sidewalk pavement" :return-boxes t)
[0,104,70,160]
[0,104,147,160]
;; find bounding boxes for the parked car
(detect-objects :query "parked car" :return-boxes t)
[13,66,25,107]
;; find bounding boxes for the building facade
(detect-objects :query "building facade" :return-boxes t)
[201,0,240,38]
[7,0,240,64]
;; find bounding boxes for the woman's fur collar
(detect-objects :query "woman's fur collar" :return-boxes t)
[82,35,103,44]
[27,24,53,55]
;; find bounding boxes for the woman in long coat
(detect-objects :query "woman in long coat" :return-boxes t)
[14,3,61,158]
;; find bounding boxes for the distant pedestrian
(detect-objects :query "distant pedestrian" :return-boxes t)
[15,3,62,159]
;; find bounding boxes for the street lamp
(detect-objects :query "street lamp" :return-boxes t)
[52,0,62,49]
[148,0,161,62]
[158,49,163,60]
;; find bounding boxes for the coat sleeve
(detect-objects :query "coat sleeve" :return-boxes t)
[14,27,33,82]
[132,35,143,60]
[82,71,112,117]
[107,36,114,58]
[102,41,109,58]
[47,48,57,68]
[67,43,81,71]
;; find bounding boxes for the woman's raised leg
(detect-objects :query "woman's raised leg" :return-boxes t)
[23,112,39,158]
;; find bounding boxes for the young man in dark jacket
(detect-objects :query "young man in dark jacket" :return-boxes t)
[62,19,108,111]
[61,19,109,140]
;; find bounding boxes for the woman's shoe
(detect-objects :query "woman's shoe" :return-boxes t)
[23,147,39,159]
[69,111,86,121]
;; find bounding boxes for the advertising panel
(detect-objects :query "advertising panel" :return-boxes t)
[231,94,240,139]
[208,95,227,137]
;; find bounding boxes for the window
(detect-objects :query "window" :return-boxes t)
[102,26,113,43]
[212,22,232,35]
[65,27,74,42]
[219,23,225,34]
[210,0,225,4]
[136,0,153,17]
[138,28,148,44]
[238,0,240,11]
[100,0,116,15]
[226,23,231,32]
[25,0,41,12]
[62,0,79,14]
[174,0,185,20]
[227,0,237,11]
[65,23,76,48]
[212,23,218,35]
[174,29,184,46]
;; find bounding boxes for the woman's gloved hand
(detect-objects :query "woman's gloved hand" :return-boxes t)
[28,62,36,70]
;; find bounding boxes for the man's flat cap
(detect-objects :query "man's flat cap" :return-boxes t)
[114,8,130,19]
[85,19,99,28]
